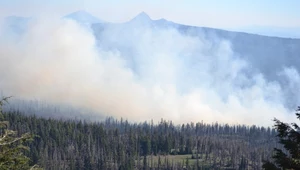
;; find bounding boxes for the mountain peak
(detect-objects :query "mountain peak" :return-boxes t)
[131,11,152,22]
[64,10,104,24]
[137,12,150,18]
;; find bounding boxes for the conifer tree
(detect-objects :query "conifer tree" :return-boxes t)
[263,107,300,169]
[0,97,41,170]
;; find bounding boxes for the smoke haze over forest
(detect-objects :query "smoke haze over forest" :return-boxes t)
[0,11,299,126]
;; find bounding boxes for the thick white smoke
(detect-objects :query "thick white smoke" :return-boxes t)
[0,17,295,126]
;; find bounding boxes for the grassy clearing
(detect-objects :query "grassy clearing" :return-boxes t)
[136,154,212,168]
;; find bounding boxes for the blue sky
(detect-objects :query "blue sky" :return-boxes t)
[1,0,300,31]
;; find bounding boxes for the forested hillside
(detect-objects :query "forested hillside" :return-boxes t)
[3,111,279,170]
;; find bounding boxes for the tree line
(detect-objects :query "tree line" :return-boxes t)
[2,110,280,170]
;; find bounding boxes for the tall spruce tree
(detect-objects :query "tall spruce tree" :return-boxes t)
[263,107,300,170]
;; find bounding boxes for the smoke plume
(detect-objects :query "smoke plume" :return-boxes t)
[0,17,296,126]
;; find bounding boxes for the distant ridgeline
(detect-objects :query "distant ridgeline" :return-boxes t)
[3,110,279,169]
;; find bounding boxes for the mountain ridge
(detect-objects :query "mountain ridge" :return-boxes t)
[3,11,300,39]
[64,10,105,24]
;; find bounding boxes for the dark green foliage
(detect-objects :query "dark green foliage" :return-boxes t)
[262,161,280,170]
[0,97,41,170]
[141,136,151,156]
[2,109,279,169]
[238,156,247,170]
[263,107,300,169]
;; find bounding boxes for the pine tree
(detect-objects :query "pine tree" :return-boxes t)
[262,107,300,169]
[238,156,246,170]
[0,97,41,170]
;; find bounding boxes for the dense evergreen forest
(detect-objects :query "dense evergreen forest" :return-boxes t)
[3,110,280,170]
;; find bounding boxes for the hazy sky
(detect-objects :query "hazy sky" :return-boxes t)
[1,0,300,29]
